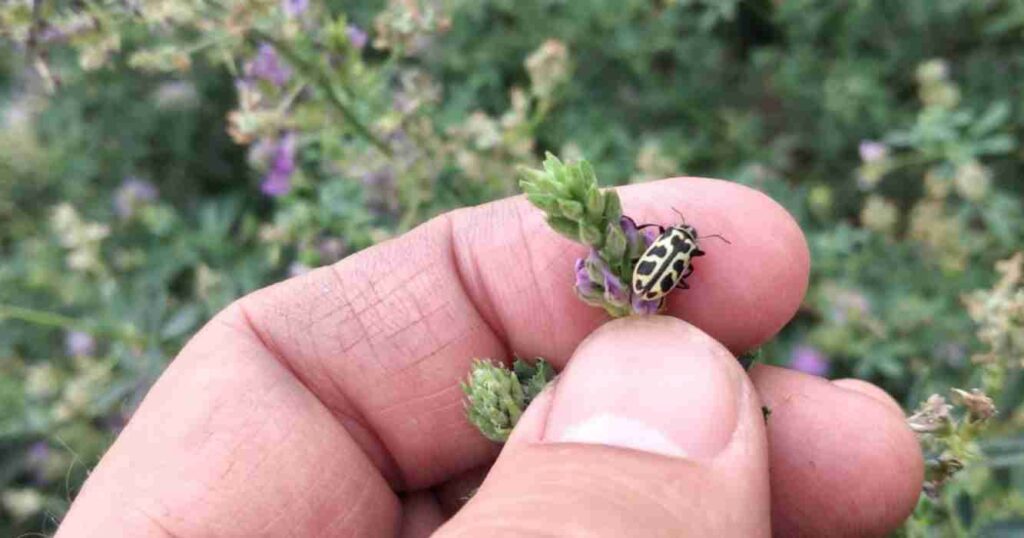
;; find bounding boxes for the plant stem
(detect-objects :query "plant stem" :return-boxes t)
[0,303,82,330]
[0,303,141,345]
[252,30,392,156]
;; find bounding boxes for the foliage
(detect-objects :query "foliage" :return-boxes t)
[1,0,1024,535]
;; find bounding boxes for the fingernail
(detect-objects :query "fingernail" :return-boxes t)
[542,316,742,459]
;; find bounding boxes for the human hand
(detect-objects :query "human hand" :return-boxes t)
[56,178,922,537]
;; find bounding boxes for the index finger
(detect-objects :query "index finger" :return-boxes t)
[454,177,808,359]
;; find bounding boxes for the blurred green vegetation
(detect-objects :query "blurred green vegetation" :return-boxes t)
[1,0,1024,535]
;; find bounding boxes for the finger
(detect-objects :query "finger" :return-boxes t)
[438,317,770,536]
[453,176,809,358]
[831,378,906,416]
[240,177,808,488]
[750,365,923,537]
[57,308,401,537]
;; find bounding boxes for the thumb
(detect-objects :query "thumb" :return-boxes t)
[438,316,770,537]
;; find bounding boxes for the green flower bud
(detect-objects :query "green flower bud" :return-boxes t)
[545,217,579,241]
[600,220,628,262]
[462,360,524,442]
[525,193,559,213]
[463,358,555,443]
[584,186,605,218]
[557,199,585,221]
[580,223,603,247]
[603,190,622,221]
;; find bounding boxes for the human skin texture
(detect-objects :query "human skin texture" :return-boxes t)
[56,178,923,537]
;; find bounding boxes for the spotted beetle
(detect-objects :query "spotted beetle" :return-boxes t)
[631,211,729,302]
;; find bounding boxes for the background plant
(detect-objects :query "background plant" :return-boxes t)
[1,0,1024,535]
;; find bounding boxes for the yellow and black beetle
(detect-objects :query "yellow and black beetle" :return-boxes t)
[631,212,729,301]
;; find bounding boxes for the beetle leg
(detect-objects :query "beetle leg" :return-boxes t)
[692,248,706,257]
[681,265,694,278]
[675,279,690,290]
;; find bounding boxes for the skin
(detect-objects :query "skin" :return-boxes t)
[56,177,923,537]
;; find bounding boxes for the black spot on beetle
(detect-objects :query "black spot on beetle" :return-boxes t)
[636,260,657,276]
[648,245,668,258]
[672,259,686,272]
[659,275,675,293]
[670,236,695,254]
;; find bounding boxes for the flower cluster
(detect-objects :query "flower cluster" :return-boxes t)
[462,357,555,442]
[916,59,960,110]
[859,194,899,235]
[113,178,159,220]
[856,140,892,190]
[520,154,664,316]
[631,139,681,184]
[251,132,298,197]
[907,387,996,498]
[525,39,570,99]
[788,345,830,377]
[50,204,110,274]
[963,253,1024,395]
[448,40,571,195]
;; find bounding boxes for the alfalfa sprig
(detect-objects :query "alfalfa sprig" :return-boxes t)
[462,357,555,443]
[520,153,663,317]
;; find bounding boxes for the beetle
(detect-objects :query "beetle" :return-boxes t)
[631,211,729,302]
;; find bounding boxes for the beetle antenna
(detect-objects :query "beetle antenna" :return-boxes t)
[699,234,731,244]
[671,207,687,223]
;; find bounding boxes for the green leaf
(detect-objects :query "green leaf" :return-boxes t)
[974,134,1016,156]
[970,102,1010,137]
[160,304,202,341]
[513,357,555,404]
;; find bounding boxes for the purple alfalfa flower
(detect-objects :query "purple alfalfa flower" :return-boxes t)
[631,294,662,315]
[347,24,368,50]
[573,257,602,304]
[789,345,830,377]
[27,442,51,484]
[601,265,629,307]
[114,177,158,219]
[620,215,657,258]
[260,133,297,197]
[830,289,871,324]
[281,0,308,17]
[858,140,889,164]
[246,44,291,87]
[620,215,638,242]
[318,237,347,263]
[288,261,311,277]
[574,258,594,293]
[65,331,95,357]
